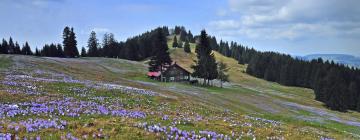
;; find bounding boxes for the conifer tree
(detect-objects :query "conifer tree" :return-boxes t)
[35,48,40,56]
[14,42,21,54]
[81,47,87,57]
[148,28,172,81]
[192,30,218,85]
[180,29,187,41]
[218,61,229,88]
[87,31,99,57]
[63,26,79,58]
[56,44,64,57]
[21,42,32,55]
[172,36,178,48]
[1,39,8,54]
[184,39,191,53]
[8,37,15,54]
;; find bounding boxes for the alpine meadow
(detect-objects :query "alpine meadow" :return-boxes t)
[0,1,360,140]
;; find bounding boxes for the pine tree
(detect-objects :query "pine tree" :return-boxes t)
[21,42,33,55]
[1,39,8,54]
[348,82,359,109]
[87,31,99,57]
[180,29,187,41]
[63,27,71,57]
[218,61,229,88]
[172,36,178,48]
[81,47,87,57]
[8,37,15,54]
[148,28,172,81]
[14,42,21,54]
[70,27,79,57]
[184,39,191,53]
[192,30,218,86]
[63,26,79,58]
[35,48,40,56]
[56,44,64,57]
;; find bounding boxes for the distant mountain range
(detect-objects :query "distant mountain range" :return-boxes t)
[300,54,360,68]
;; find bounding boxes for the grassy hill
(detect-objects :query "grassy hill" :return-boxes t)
[1,40,360,139]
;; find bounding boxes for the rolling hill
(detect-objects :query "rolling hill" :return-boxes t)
[0,38,360,139]
[302,54,360,68]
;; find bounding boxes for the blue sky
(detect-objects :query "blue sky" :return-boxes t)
[0,0,359,56]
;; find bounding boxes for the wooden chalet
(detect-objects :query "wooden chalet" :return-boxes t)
[147,63,191,82]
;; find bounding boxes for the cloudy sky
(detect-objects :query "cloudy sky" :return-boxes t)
[1,0,359,56]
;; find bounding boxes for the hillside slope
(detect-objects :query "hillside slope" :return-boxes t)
[1,52,360,139]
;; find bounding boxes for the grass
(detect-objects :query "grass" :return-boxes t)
[0,55,12,69]
[1,50,360,139]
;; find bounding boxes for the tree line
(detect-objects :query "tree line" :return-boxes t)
[0,37,32,55]
[213,39,360,112]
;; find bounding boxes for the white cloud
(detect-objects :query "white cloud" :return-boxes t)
[209,0,360,40]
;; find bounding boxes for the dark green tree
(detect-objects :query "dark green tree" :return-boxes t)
[1,39,8,54]
[172,36,178,48]
[56,44,64,57]
[81,47,87,57]
[180,29,187,41]
[217,61,229,88]
[148,28,172,81]
[14,42,21,54]
[192,30,218,85]
[21,42,33,55]
[184,39,191,53]
[63,26,79,58]
[87,31,99,57]
[8,37,15,54]
[35,48,40,56]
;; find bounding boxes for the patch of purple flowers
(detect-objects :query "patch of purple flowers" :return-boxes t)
[0,98,146,119]
[136,122,233,140]
[6,118,66,132]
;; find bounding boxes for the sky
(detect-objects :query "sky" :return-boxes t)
[0,0,359,57]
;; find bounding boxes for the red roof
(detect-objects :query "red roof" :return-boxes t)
[147,72,161,77]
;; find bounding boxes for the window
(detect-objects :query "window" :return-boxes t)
[170,77,175,81]
[184,76,189,79]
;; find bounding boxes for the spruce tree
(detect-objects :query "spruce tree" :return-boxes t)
[35,48,40,56]
[63,26,79,58]
[21,42,32,55]
[184,39,191,53]
[348,82,359,109]
[187,30,194,43]
[218,61,229,88]
[87,31,99,57]
[148,28,172,81]
[180,29,187,41]
[14,42,21,54]
[63,27,71,57]
[192,30,218,85]
[56,44,64,57]
[172,36,178,48]
[81,47,87,57]
[1,39,8,54]
[8,37,15,54]
[70,27,79,57]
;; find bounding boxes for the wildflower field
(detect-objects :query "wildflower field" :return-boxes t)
[0,54,359,140]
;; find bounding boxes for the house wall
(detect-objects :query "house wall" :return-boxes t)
[162,66,190,82]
